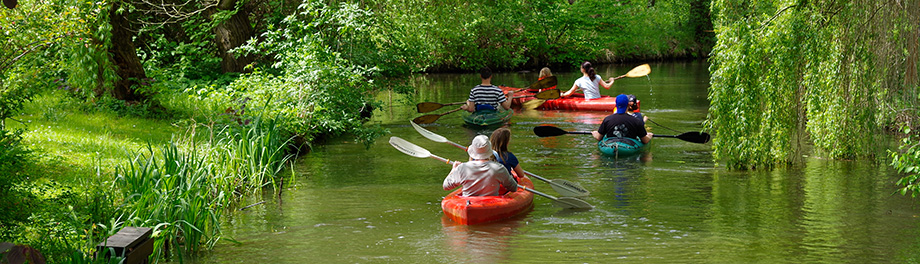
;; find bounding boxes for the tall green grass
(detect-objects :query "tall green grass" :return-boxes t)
[113,117,293,262]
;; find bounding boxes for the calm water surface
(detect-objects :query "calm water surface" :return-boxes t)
[193,61,920,263]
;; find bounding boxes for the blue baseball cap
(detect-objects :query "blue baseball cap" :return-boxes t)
[615,94,629,114]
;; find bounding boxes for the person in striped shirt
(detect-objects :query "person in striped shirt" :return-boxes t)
[461,67,513,112]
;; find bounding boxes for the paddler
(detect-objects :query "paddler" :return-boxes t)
[592,94,653,144]
[460,67,513,113]
[490,127,525,181]
[443,135,518,196]
[537,67,557,91]
[626,94,647,124]
[561,61,615,100]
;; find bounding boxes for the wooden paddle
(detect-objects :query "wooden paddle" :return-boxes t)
[417,101,466,113]
[532,125,711,144]
[607,64,651,87]
[410,121,590,197]
[412,89,561,124]
[412,107,463,124]
[416,76,559,113]
[388,136,593,209]
[523,64,651,110]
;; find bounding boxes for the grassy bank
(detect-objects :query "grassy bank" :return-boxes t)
[1,91,294,262]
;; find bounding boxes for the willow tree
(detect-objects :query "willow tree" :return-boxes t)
[707,0,919,170]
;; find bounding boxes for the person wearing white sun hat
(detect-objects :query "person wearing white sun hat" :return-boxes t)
[443,135,517,196]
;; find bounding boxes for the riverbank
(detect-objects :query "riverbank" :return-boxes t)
[1,90,294,262]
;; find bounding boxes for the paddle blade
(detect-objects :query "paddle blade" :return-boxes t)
[533,126,568,137]
[412,114,442,124]
[530,76,558,90]
[416,102,445,113]
[625,64,651,78]
[410,121,449,143]
[533,89,561,100]
[388,137,432,158]
[554,197,593,209]
[676,132,711,144]
[522,99,546,110]
[548,179,590,197]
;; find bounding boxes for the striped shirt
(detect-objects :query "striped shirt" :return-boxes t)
[468,85,507,110]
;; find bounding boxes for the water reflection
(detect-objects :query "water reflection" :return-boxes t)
[440,214,527,263]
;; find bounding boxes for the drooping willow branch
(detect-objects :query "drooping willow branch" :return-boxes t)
[130,0,219,26]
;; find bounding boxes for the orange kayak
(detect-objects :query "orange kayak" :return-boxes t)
[500,86,636,112]
[441,176,534,225]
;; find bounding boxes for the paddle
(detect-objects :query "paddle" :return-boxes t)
[410,121,590,197]
[412,89,561,124]
[412,107,463,124]
[532,125,711,144]
[606,64,651,88]
[523,64,651,110]
[3,0,16,9]
[417,101,466,113]
[416,77,559,113]
[388,136,593,209]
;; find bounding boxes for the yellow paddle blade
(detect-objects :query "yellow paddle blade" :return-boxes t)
[522,99,546,110]
[530,76,558,90]
[624,64,651,78]
[533,89,560,100]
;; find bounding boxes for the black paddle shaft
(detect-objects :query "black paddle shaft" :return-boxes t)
[533,126,591,137]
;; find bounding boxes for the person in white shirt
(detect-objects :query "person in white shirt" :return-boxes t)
[561,61,615,100]
[443,135,518,196]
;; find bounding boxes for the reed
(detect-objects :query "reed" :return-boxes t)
[113,117,293,261]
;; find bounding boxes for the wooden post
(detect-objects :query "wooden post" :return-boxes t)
[96,227,154,264]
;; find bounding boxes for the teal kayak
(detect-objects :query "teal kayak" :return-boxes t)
[597,136,646,157]
[463,109,512,127]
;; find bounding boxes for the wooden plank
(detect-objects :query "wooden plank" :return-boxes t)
[98,227,151,249]
[96,227,153,261]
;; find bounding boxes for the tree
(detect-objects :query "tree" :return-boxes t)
[707,0,920,169]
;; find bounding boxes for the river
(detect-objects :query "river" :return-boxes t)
[191,61,920,263]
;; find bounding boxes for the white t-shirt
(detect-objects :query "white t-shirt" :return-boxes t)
[574,75,603,99]
[443,160,517,196]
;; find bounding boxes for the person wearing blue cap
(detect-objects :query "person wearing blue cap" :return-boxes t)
[592,94,653,144]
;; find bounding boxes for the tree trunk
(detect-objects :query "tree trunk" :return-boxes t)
[108,2,148,101]
[207,0,255,73]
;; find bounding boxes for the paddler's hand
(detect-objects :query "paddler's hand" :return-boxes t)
[505,91,514,98]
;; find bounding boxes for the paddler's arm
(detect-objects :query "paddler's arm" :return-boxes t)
[599,77,614,90]
[500,91,513,110]
[460,100,475,112]
[498,167,517,192]
[592,131,603,141]
[561,83,579,97]
[443,162,462,190]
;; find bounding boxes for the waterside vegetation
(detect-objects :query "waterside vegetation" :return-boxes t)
[0,0,715,262]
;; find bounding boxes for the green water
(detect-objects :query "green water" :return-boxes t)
[193,61,920,263]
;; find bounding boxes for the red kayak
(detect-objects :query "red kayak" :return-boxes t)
[441,176,534,225]
[500,86,632,112]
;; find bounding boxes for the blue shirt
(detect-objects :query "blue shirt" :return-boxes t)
[492,150,519,175]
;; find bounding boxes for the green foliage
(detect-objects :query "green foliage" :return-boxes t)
[893,127,920,197]
[233,1,387,147]
[114,118,292,259]
[707,0,909,169]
